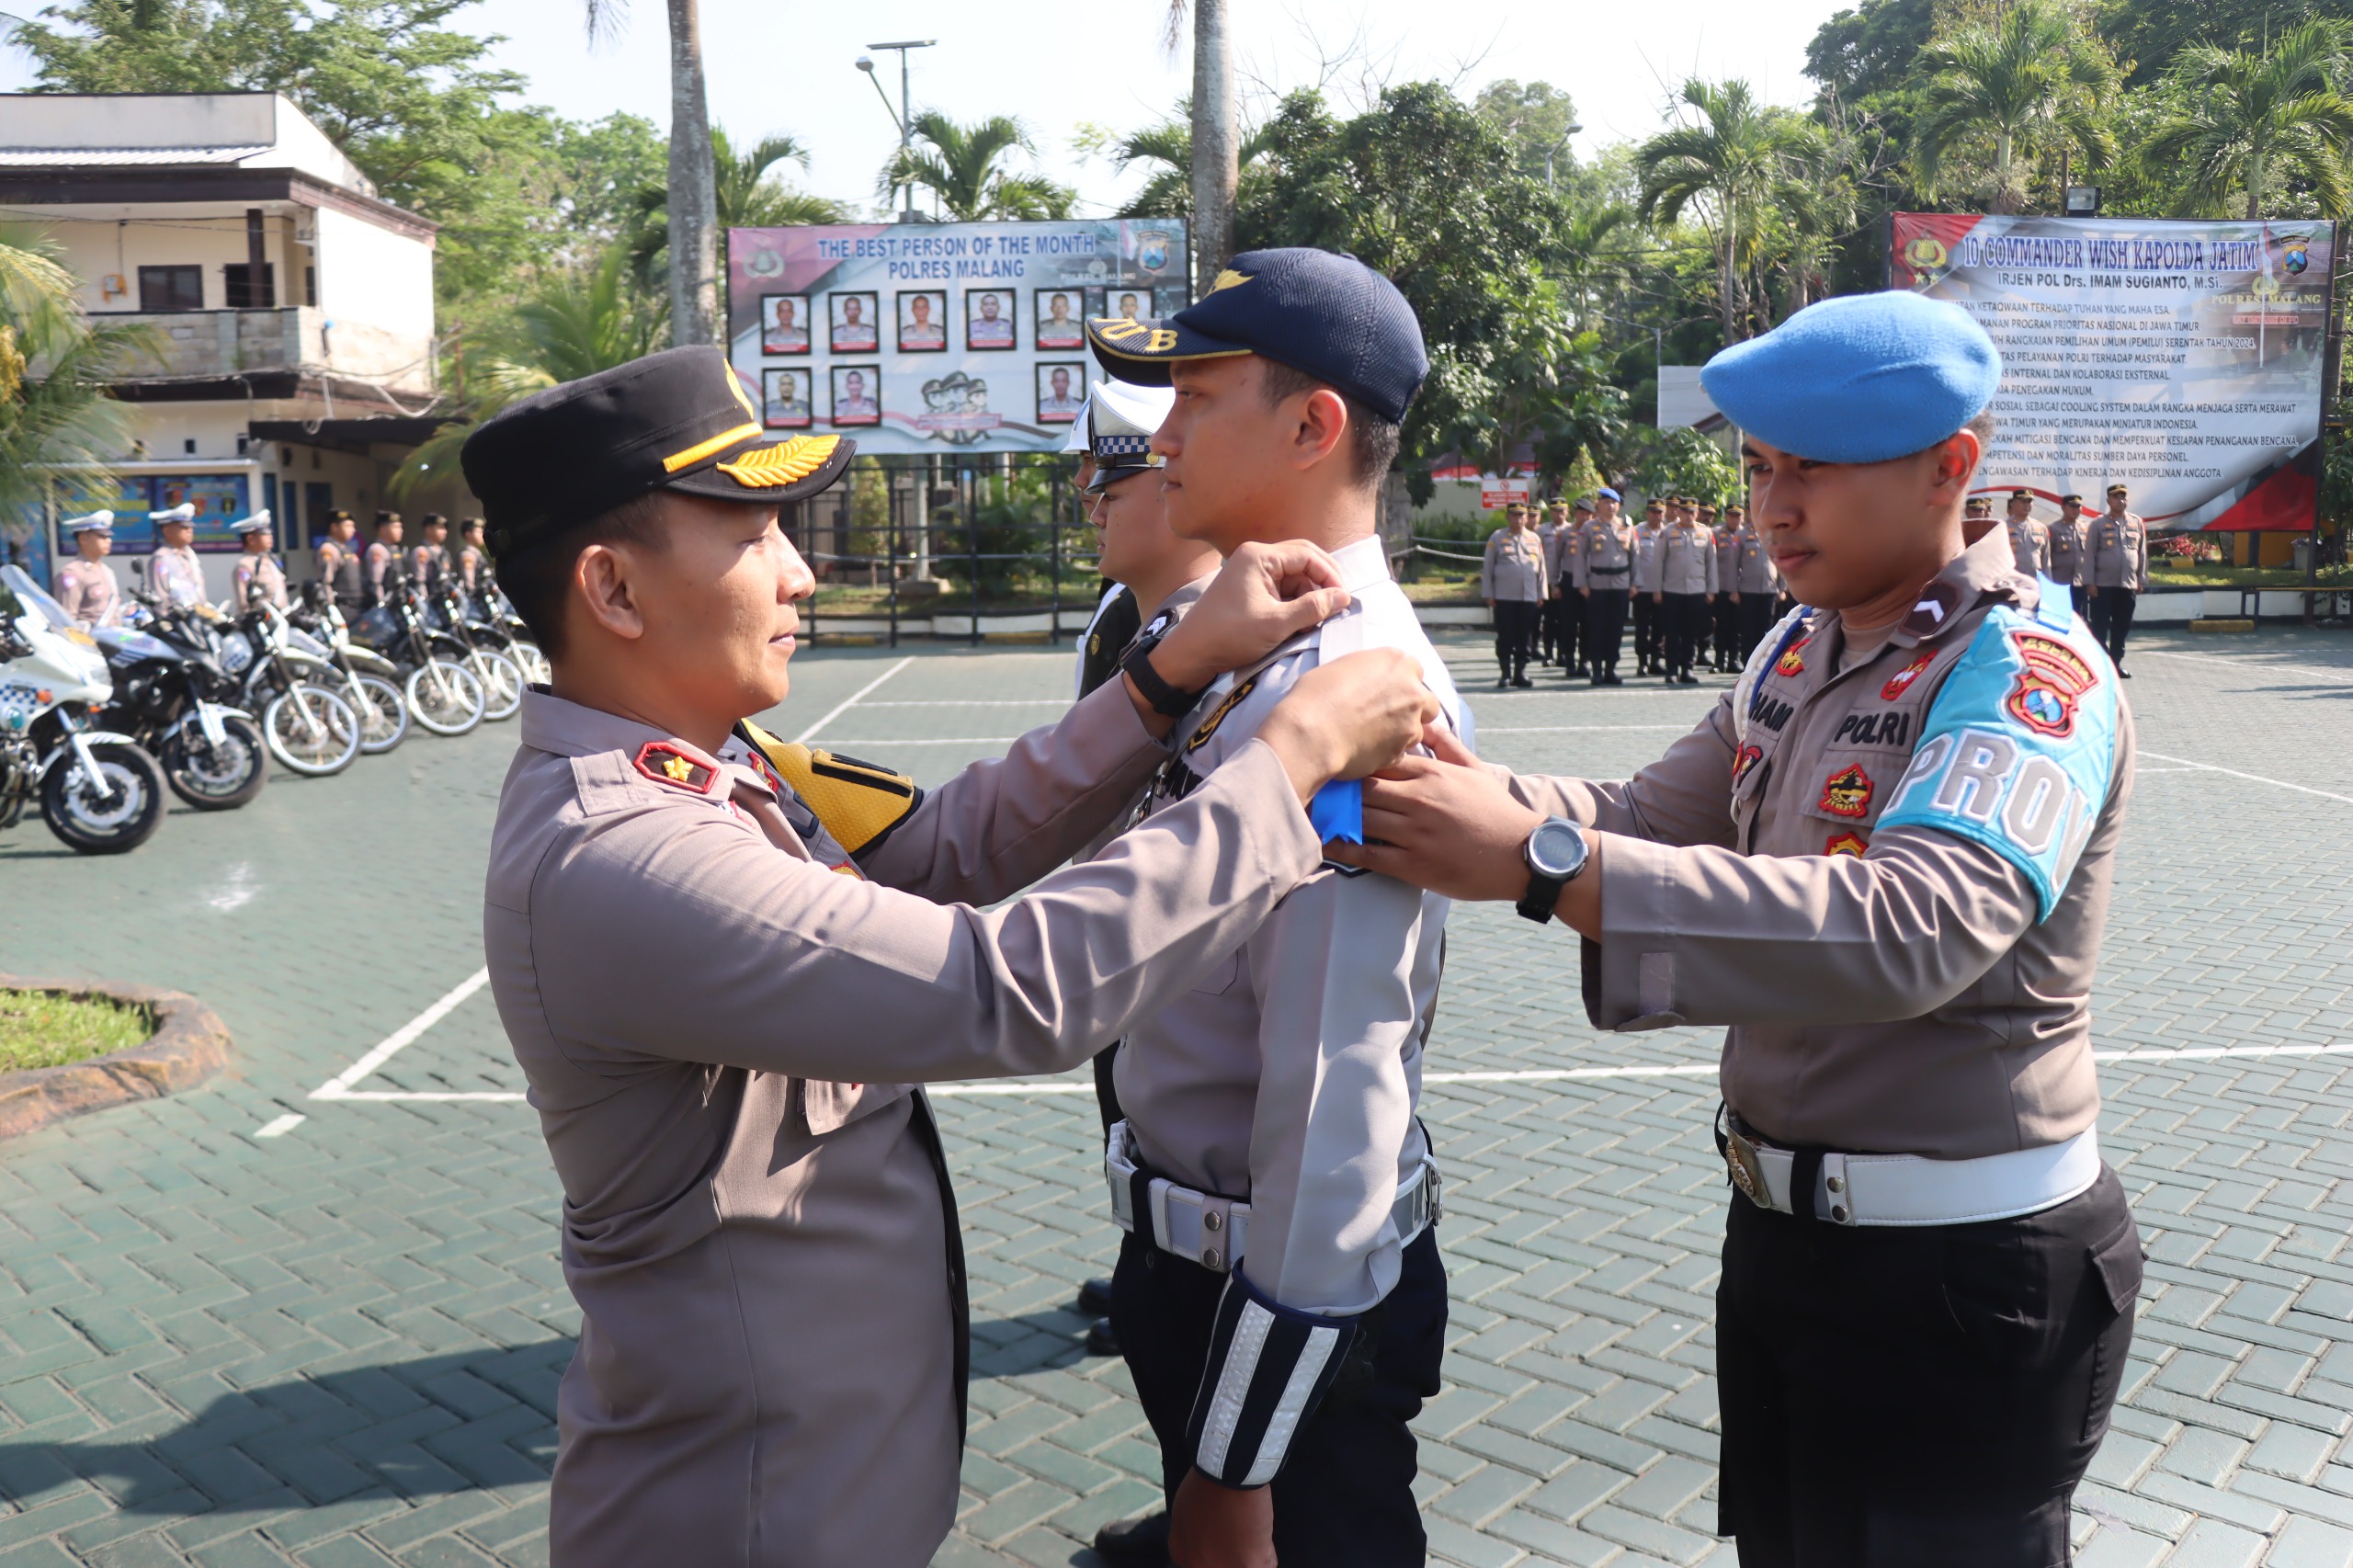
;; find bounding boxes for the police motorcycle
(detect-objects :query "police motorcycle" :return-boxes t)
[0,566,168,854]
[487,588,550,687]
[347,574,485,737]
[131,562,363,778]
[286,583,409,755]
[86,598,267,812]
[426,574,524,722]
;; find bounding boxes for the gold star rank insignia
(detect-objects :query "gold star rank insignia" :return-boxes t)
[632,741,718,794]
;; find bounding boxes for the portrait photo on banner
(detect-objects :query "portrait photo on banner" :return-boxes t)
[965,289,1017,350]
[1034,289,1084,349]
[761,294,811,355]
[1035,362,1086,424]
[1105,287,1144,324]
[898,290,949,353]
[763,368,813,429]
[830,364,881,426]
[829,291,880,353]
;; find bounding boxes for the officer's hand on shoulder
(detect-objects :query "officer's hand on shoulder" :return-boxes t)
[1152,540,1351,689]
[1256,648,1438,805]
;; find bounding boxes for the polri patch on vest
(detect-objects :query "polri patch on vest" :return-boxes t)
[632,741,717,793]
[1817,762,1874,819]
[1833,710,1913,747]
[2005,631,2098,739]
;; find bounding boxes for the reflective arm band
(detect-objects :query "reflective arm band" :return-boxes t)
[1183,1267,1364,1489]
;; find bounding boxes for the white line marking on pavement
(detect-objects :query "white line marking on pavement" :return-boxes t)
[310,967,491,1101]
[793,656,915,744]
[2138,751,2353,806]
[254,1113,305,1138]
[2134,650,2353,684]
[328,1090,526,1102]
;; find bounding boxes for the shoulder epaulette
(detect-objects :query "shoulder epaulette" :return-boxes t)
[736,720,922,858]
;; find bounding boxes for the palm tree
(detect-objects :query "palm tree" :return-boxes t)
[1910,0,2119,215]
[392,245,667,505]
[1636,79,1832,344]
[1160,0,1239,280]
[2139,18,2353,220]
[584,0,717,347]
[880,113,1075,221]
[631,129,851,294]
[0,225,148,528]
[1106,118,1272,221]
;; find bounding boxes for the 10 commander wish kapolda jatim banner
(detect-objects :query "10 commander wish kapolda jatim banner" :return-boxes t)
[1891,213,2334,530]
[727,220,1188,456]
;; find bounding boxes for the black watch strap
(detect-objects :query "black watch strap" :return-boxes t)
[1517,869,1564,924]
[1120,637,1210,718]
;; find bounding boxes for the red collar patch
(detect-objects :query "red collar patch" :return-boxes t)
[1824,831,1868,858]
[1732,744,1764,784]
[632,741,718,794]
[1818,762,1874,819]
[1881,650,1935,700]
[1775,637,1811,677]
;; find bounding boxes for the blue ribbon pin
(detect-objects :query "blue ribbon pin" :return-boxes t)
[1308,778,1364,844]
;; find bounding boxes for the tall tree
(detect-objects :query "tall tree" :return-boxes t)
[631,129,850,292]
[0,226,150,520]
[1472,80,1583,185]
[583,0,716,347]
[881,113,1075,220]
[1910,0,2120,214]
[1098,119,1272,221]
[1634,79,1831,344]
[1163,0,1239,282]
[2138,17,2353,219]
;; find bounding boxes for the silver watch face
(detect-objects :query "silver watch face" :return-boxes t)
[1527,818,1586,881]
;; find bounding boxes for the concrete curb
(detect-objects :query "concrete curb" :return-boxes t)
[0,973,232,1139]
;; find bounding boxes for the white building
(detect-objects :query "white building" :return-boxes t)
[0,92,440,598]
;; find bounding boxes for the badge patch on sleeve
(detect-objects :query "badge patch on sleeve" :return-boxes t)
[1186,676,1258,753]
[1879,605,2119,922]
[1732,744,1764,784]
[1824,831,1868,858]
[632,741,717,793]
[1817,763,1873,819]
[1775,638,1811,676]
[1881,650,1935,700]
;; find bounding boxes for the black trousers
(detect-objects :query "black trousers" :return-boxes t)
[1712,593,1740,665]
[1536,596,1562,662]
[1560,587,1586,667]
[1090,1041,1121,1139]
[2070,583,2089,618]
[1585,588,1629,669]
[1492,598,1540,676]
[1663,592,1710,675]
[1735,594,1776,664]
[1113,1227,1447,1568]
[2086,588,2137,668]
[1718,1168,2141,1568]
[1632,592,1660,667]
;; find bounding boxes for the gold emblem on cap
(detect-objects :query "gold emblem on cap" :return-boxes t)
[716,435,842,488]
[1209,268,1252,293]
[663,421,763,473]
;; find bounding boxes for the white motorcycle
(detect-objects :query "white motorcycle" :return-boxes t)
[0,565,168,854]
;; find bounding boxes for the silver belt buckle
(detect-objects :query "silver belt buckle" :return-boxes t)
[1724,1128,1771,1210]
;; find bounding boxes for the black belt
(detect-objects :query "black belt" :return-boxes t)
[1587,564,1629,576]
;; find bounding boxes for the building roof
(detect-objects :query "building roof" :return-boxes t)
[0,94,374,196]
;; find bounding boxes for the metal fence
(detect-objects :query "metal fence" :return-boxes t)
[781,452,1107,646]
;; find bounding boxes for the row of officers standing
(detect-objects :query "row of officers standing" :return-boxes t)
[1480,493,1786,689]
[1977,484,2152,676]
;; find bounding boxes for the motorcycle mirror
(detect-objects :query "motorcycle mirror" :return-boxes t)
[130,559,144,578]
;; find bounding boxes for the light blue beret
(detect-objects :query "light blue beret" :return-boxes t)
[1700,290,2000,464]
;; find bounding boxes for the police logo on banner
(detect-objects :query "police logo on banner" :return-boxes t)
[1879,605,2119,920]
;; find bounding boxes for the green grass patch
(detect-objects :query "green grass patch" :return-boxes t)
[0,988,152,1073]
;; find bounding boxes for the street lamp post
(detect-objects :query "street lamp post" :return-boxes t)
[856,39,935,224]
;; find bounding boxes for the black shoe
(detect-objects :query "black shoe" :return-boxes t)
[1512,674,1534,688]
[2120,668,2131,678]
[1085,1316,1120,1357]
[1589,671,1605,687]
[1094,1511,1172,1565]
[1678,673,1699,686]
[1076,1278,1114,1317]
[1602,669,1623,686]
[1497,675,1512,690]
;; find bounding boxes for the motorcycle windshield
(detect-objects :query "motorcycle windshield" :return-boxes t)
[1,564,78,631]
[89,626,184,663]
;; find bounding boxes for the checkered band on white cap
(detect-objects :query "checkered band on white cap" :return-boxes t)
[1093,433,1153,458]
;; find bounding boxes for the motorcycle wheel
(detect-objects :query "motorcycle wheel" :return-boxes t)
[470,650,526,723]
[406,659,485,737]
[162,715,268,810]
[509,640,551,687]
[40,741,167,854]
[352,674,410,755]
[262,684,363,777]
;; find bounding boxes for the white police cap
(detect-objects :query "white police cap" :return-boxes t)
[1084,379,1176,493]
[232,510,274,534]
[148,503,197,525]
[1060,395,1094,455]
[63,510,114,533]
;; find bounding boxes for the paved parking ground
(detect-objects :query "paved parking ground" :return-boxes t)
[0,626,2348,1567]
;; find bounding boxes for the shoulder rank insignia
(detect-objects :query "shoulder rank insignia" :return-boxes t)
[1824,831,1868,858]
[1818,762,1873,819]
[1881,650,1935,700]
[633,741,717,793]
[2004,631,2097,739]
[1186,676,1257,754]
[1775,637,1811,677]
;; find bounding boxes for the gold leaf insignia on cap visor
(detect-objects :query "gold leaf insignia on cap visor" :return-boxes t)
[716,435,843,488]
[663,421,762,473]
[1208,268,1252,293]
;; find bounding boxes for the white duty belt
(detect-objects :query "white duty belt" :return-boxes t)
[1105,1119,1439,1274]
[1722,1116,2102,1227]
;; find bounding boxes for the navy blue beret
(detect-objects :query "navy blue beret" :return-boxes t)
[1700,291,2000,464]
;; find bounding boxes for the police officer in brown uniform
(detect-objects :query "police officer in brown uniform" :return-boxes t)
[364,511,403,607]
[462,345,1436,1568]
[2005,487,2049,576]
[2087,483,2149,677]
[53,512,122,626]
[2048,494,2089,616]
[316,512,366,615]
[230,512,288,608]
[1554,497,1593,677]
[1654,497,1718,685]
[1725,504,1779,662]
[1331,291,2140,1568]
[1580,488,1634,685]
[1481,502,1550,688]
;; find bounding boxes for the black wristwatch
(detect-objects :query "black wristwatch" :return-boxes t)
[1121,634,1211,719]
[1517,816,1590,923]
